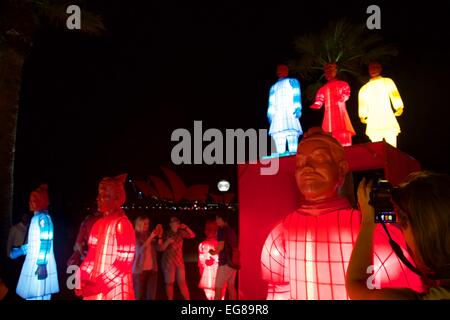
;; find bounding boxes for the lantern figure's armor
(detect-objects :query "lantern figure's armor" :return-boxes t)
[310,63,355,146]
[358,62,404,147]
[267,64,303,155]
[13,185,59,300]
[79,211,136,300]
[198,239,221,300]
[261,128,422,300]
[79,174,136,300]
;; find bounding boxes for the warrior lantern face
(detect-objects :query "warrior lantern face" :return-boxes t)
[368,62,382,78]
[295,139,347,201]
[96,175,127,214]
[29,185,49,212]
[324,63,338,81]
[276,64,289,79]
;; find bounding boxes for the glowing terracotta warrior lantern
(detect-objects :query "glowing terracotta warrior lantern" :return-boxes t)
[267,64,303,155]
[12,184,59,300]
[78,174,136,300]
[358,62,404,147]
[310,63,355,146]
[198,221,223,300]
[261,128,422,299]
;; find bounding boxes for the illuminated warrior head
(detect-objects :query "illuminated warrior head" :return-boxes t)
[324,62,338,81]
[97,174,127,214]
[368,61,383,78]
[295,128,349,201]
[29,184,49,212]
[276,64,289,79]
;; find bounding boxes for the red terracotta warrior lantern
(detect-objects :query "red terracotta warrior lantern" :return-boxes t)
[310,63,355,147]
[261,128,422,299]
[78,174,136,300]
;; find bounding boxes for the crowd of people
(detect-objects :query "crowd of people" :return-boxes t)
[1,176,239,300]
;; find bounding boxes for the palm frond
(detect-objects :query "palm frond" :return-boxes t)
[291,18,398,97]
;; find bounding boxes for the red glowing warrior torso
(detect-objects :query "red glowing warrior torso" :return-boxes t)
[80,210,136,300]
[312,80,355,146]
[261,197,422,300]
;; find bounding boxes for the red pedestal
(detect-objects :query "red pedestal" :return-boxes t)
[237,141,420,300]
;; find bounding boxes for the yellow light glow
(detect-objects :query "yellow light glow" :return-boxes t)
[358,76,404,147]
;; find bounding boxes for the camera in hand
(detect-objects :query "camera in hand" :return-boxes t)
[369,179,398,224]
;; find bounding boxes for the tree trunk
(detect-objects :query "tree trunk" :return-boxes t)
[0,1,104,250]
[0,1,34,252]
[0,47,25,253]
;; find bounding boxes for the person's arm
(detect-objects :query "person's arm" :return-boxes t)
[9,226,29,259]
[154,236,164,251]
[209,241,224,256]
[180,224,195,239]
[143,230,158,247]
[346,178,419,300]
[7,227,15,258]
[73,218,89,256]
[209,227,224,256]
[157,236,174,251]
[151,224,164,251]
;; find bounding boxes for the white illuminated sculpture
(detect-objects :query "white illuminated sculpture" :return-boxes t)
[267,64,303,155]
[198,221,223,300]
[358,62,404,147]
[11,184,59,300]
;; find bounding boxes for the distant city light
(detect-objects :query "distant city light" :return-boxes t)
[217,180,230,192]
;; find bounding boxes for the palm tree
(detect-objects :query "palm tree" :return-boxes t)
[0,0,104,248]
[289,19,398,101]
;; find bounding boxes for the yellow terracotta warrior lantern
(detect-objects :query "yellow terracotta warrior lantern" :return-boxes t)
[358,62,404,147]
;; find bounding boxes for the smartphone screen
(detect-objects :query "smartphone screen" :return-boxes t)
[375,211,397,223]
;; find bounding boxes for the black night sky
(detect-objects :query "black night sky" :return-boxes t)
[13,0,450,221]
